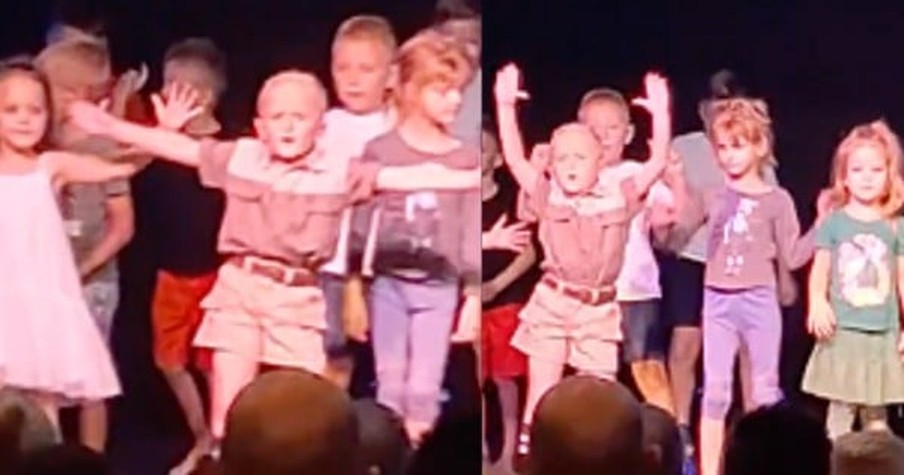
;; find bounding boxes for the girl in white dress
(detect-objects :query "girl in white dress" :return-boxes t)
[0,60,146,430]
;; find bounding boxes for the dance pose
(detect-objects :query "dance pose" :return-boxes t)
[494,63,672,469]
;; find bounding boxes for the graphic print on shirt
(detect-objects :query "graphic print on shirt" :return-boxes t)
[405,191,440,250]
[837,233,891,308]
[721,197,758,276]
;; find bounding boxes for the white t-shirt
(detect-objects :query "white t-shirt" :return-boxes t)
[610,160,674,301]
[319,107,393,275]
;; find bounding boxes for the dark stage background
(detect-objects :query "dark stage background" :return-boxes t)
[0,1,476,474]
[484,0,904,428]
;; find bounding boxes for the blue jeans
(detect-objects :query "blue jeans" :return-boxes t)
[369,276,459,424]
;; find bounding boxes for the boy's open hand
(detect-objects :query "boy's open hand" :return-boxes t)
[631,72,670,117]
[494,63,530,107]
[152,82,205,131]
[68,101,115,136]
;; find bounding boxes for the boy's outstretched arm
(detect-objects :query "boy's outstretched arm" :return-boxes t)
[68,87,206,168]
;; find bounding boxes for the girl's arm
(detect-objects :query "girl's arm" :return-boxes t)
[774,191,820,271]
[375,163,478,191]
[45,150,151,185]
[896,255,904,329]
[494,64,541,191]
[806,249,836,340]
[808,250,831,305]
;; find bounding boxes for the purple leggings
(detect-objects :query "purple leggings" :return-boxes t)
[702,286,783,419]
[369,276,459,425]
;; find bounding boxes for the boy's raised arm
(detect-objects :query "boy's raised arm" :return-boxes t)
[494,64,541,191]
[630,73,672,197]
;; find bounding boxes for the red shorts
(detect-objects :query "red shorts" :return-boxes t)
[151,271,217,371]
[481,303,527,380]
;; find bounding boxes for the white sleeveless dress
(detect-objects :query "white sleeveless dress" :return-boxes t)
[0,161,120,402]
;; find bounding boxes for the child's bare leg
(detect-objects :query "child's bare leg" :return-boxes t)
[826,401,856,440]
[860,405,889,432]
[738,343,755,413]
[522,357,563,428]
[210,350,258,441]
[493,377,520,471]
[630,360,675,415]
[699,417,725,475]
[31,393,60,435]
[669,326,702,427]
[79,401,107,453]
[164,366,213,475]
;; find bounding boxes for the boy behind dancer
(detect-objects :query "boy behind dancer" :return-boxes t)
[319,15,398,389]
[143,38,227,475]
[69,69,479,449]
[577,87,685,415]
[35,36,133,455]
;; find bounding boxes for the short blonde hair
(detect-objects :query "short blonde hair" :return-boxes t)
[577,87,630,121]
[332,15,397,57]
[256,70,328,116]
[550,122,603,158]
[164,37,228,95]
[829,119,904,217]
[832,430,904,475]
[395,29,471,114]
[707,98,774,164]
[34,37,111,91]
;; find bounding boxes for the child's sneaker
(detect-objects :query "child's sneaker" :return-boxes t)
[512,426,530,473]
[679,424,696,475]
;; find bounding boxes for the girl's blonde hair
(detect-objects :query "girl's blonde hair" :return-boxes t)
[707,98,775,167]
[395,28,472,117]
[829,120,904,217]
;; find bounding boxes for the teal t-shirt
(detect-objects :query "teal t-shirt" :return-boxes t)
[817,210,904,331]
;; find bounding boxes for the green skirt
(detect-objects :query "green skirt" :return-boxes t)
[802,328,904,406]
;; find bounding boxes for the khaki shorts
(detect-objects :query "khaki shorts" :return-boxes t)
[193,262,327,374]
[511,282,622,377]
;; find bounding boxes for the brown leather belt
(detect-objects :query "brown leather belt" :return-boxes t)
[542,276,616,306]
[229,255,317,287]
